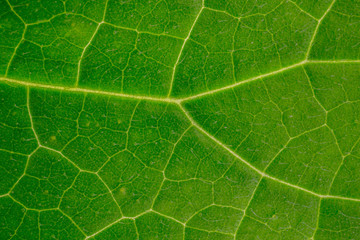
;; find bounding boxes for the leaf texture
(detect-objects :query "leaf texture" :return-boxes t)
[1,0,360,239]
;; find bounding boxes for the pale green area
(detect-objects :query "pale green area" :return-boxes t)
[1,0,360,239]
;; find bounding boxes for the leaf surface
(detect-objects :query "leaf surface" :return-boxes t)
[1,0,360,239]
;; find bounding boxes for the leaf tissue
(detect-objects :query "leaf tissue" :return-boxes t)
[1,0,360,239]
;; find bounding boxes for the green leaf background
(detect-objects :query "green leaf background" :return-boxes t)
[1,0,360,239]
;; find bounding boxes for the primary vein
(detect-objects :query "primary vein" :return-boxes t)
[0,77,178,103]
[177,103,360,203]
[2,59,360,104]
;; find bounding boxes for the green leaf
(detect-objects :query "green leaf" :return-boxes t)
[1,0,360,239]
